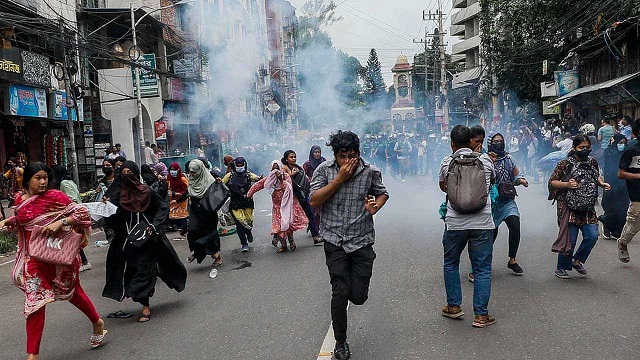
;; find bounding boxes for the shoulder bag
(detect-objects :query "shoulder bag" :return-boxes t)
[126,213,151,247]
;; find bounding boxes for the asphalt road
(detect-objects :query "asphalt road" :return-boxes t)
[0,176,639,360]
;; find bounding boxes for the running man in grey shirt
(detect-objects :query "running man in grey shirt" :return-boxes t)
[310,131,389,360]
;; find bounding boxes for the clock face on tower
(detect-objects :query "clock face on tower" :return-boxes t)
[397,74,409,98]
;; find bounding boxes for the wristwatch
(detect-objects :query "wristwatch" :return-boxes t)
[61,218,68,226]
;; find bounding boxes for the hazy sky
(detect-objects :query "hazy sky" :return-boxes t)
[289,0,457,85]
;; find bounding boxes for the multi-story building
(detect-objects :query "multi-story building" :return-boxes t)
[266,0,299,131]
[450,0,483,89]
[0,0,95,186]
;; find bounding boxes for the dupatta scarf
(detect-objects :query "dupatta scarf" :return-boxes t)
[263,162,294,232]
[10,189,92,317]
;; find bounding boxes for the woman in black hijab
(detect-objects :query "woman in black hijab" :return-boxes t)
[102,161,187,323]
[599,134,629,239]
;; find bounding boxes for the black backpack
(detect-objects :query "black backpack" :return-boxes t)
[564,157,598,211]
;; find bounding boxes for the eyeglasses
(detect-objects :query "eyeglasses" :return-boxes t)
[337,152,359,160]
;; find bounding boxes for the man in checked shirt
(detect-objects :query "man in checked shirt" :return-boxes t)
[310,131,389,360]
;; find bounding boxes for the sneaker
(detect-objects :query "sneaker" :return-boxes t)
[313,236,323,246]
[333,341,351,360]
[507,261,524,275]
[472,314,496,328]
[401,179,406,183]
[468,273,475,283]
[554,269,571,279]
[442,305,465,319]
[80,263,92,272]
[572,262,588,278]
[95,240,109,247]
[240,245,250,252]
[247,234,254,243]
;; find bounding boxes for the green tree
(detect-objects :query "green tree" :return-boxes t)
[363,49,386,108]
[480,0,640,102]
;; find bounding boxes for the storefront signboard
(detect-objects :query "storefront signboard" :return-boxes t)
[0,48,23,83]
[9,84,47,118]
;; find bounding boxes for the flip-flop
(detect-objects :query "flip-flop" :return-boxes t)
[618,239,630,263]
[90,329,107,348]
[139,313,151,323]
[107,310,132,319]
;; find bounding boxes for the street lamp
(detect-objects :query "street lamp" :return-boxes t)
[129,0,194,163]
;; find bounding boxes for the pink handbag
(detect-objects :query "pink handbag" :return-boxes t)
[28,224,83,266]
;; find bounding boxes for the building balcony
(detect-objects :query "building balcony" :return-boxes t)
[453,0,467,9]
[451,1,480,26]
[451,54,465,63]
[452,34,480,55]
[451,24,464,37]
[452,66,483,89]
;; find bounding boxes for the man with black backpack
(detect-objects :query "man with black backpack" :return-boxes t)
[438,125,497,328]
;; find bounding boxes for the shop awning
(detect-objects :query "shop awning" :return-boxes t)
[547,71,640,108]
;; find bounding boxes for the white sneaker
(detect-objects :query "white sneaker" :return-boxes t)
[95,240,109,247]
[80,263,92,272]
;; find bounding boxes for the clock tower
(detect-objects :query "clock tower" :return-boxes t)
[389,54,417,132]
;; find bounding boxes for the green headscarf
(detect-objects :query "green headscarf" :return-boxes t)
[188,159,214,198]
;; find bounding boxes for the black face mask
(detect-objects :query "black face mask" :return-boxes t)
[102,167,113,176]
[491,142,505,152]
[576,149,591,160]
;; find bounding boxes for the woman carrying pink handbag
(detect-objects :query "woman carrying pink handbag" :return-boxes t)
[0,162,107,360]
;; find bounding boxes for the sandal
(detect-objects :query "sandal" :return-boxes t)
[107,310,132,319]
[90,329,108,348]
[187,255,196,263]
[277,246,288,253]
[618,239,630,263]
[289,241,297,251]
[212,253,222,267]
[272,237,279,247]
[139,313,151,323]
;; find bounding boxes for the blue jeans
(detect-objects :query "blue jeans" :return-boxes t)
[557,223,598,270]
[443,229,493,315]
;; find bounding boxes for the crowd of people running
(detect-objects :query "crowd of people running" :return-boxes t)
[1,113,640,359]
[0,137,337,359]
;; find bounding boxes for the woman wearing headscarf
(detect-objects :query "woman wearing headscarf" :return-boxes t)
[469,133,528,282]
[152,162,169,199]
[222,157,261,252]
[282,150,322,245]
[167,162,189,235]
[0,162,106,358]
[247,161,308,253]
[178,160,223,270]
[102,161,187,323]
[599,134,629,239]
[140,164,157,187]
[303,145,326,180]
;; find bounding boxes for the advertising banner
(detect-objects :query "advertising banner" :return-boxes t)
[9,84,47,118]
[155,120,167,140]
[52,91,82,121]
[0,48,23,83]
[555,70,579,96]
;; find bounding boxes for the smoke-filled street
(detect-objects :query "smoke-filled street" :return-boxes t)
[0,176,637,360]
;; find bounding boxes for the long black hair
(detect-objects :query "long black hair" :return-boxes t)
[567,134,591,157]
[282,150,297,167]
[51,165,72,190]
[22,162,52,189]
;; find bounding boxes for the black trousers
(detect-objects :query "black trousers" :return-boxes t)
[494,215,521,259]
[324,242,376,343]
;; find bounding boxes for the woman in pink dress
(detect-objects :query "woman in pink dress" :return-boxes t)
[247,161,308,253]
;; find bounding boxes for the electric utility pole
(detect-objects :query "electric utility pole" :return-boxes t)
[437,0,449,128]
[60,18,79,185]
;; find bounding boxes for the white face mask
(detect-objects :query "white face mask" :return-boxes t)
[169,170,178,177]
[236,166,246,173]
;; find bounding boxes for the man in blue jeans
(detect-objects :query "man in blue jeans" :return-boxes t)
[438,125,496,328]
